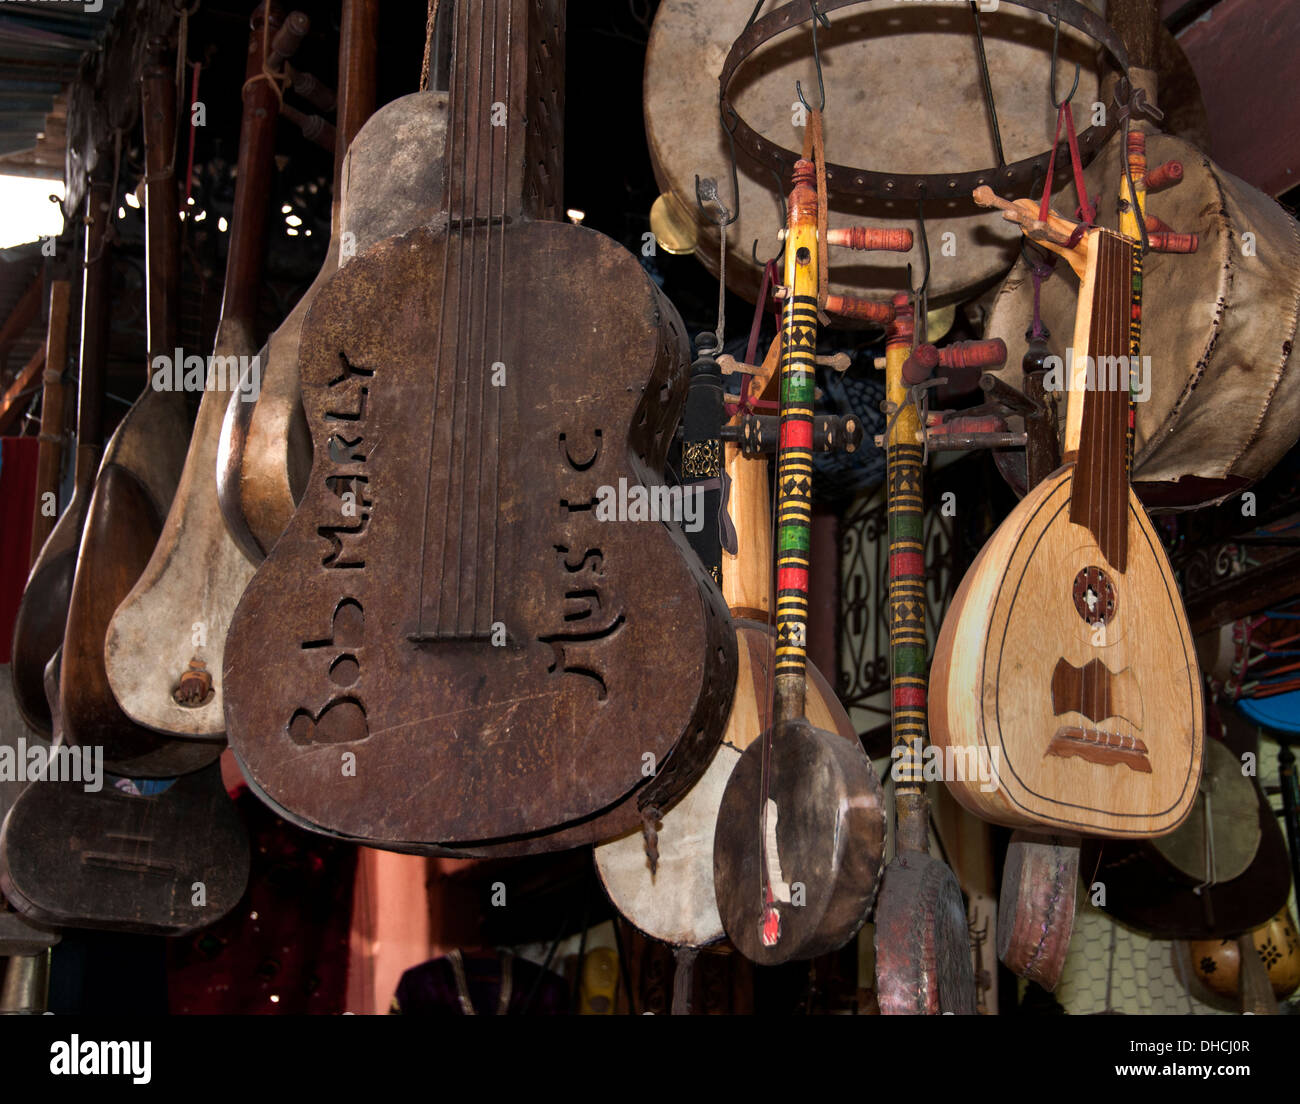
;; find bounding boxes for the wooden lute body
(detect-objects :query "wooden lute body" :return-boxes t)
[224,0,736,853]
[930,213,1204,836]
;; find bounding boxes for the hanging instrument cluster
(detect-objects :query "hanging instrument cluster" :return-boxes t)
[3,0,1298,1021]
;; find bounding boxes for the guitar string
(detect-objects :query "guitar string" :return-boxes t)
[486,0,513,627]
[417,0,465,636]
[449,2,490,634]
[468,0,501,634]
[758,287,791,919]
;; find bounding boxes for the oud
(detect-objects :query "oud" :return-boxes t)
[928,187,1204,836]
[223,0,736,851]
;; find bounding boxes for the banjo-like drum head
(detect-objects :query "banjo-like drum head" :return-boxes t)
[645,0,1105,305]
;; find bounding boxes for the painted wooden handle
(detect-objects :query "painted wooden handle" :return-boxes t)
[773,160,820,723]
[885,292,927,804]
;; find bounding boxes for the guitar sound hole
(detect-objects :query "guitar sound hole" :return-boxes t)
[1072,566,1116,625]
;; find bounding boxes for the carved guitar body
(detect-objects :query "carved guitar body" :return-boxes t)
[224,219,735,850]
[930,465,1202,834]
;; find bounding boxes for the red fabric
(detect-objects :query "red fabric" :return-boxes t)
[0,436,39,663]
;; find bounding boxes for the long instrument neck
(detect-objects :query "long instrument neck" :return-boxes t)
[772,163,819,726]
[1064,228,1139,573]
[884,293,929,854]
[445,0,564,226]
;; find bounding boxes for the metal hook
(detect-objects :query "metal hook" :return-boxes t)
[795,0,830,113]
[1048,4,1080,110]
[696,104,742,228]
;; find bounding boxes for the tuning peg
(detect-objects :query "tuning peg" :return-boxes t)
[1144,160,1184,192]
[939,338,1007,372]
[901,344,940,385]
[1148,231,1199,253]
[824,293,896,325]
[825,227,913,252]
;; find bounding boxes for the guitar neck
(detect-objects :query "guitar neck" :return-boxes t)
[1065,227,1140,573]
[445,0,565,224]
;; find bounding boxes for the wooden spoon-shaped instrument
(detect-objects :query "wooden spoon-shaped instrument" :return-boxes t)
[104,7,283,739]
[218,0,381,561]
[873,293,977,1014]
[9,185,109,735]
[59,41,220,776]
[594,333,858,949]
[712,160,885,965]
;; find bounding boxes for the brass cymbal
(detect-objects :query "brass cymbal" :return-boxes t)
[650,192,697,256]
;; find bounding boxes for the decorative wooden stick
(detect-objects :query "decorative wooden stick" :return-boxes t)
[772,159,821,726]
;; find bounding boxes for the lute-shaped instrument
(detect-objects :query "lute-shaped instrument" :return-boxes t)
[929,185,1204,836]
[104,5,282,738]
[59,40,220,776]
[9,179,110,736]
[712,159,885,965]
[224,0,736,853]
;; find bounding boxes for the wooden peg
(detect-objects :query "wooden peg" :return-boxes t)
[825,226,914,252]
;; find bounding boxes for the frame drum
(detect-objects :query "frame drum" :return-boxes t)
[645,0,1105,305]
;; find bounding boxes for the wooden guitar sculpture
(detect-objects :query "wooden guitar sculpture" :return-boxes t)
[873,293,977,1015]
[104,6,281,739]
[218,0,381,561]
[59,41,220,776]
[594,333,860,950]
[929,185,1204,836]
[9,180,110,736]
[0,649,248,935]
[712,160,885,965]
[224,0,736,853]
